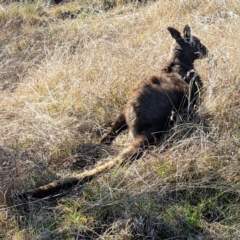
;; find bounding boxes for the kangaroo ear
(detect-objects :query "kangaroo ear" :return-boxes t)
[183,25,192,43]
[167,27,182,40]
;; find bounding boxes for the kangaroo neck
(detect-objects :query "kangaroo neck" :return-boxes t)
[163,58,195,80]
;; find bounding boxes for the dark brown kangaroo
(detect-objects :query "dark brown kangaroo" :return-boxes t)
[100,25,208,159]
[22,25,208,199]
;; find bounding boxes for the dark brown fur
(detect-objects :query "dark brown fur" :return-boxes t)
[100,25,208,159]
[22,25,208,199]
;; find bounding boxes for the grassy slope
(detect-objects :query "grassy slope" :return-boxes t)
[0,0,240,239]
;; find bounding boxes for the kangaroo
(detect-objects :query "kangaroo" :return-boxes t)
[22,25,208,199]
[100,25,208,159]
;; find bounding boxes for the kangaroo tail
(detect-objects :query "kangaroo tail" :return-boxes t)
[21,139,143,199]
[22,155,126,199]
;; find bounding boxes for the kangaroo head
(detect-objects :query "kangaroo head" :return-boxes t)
[167,25,208,61]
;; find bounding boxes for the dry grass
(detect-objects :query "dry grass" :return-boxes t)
[0,0,240,239]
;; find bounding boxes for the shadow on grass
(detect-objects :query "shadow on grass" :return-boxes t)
[10,182,240,239]
[6,112,231,239]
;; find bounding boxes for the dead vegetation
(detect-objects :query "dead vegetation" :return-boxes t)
[0,0,240,239]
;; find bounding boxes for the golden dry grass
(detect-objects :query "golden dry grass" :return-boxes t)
[0,0,240,239]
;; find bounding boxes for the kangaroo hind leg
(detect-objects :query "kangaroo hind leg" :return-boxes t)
[100,113,128,145]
